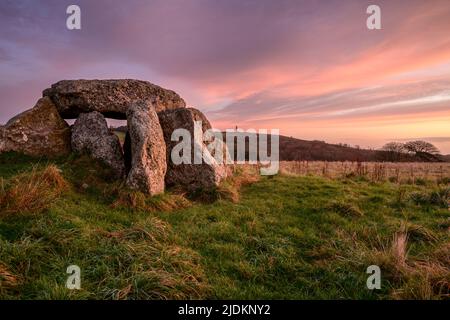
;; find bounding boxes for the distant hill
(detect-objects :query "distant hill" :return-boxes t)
[110,126,449,163]
[112,125,128,133]
[277,135,378,161]
[223,133,448,162]
[278,135,450,162]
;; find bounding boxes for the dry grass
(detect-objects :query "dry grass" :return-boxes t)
[216,165,260,203]
[327,200,364,217]
[0,263,20,290]
[0,164,68,216]
[341,225,450,299]
[111,190,191,213]
[390,242,450,300]
[410,187,450,208]
[404,223,438,243]
[391,232,408,268]
[280,161,450,183]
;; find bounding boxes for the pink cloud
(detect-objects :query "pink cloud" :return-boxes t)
[1,0,449,151]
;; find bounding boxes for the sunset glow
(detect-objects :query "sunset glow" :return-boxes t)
[1,0,449,152]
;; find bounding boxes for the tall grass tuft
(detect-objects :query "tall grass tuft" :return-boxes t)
[409,187,450,208]
[112,190,191,212]
[348,226,449,299]
[327,200,363,217]
[0,164,68,216]
[0,263,20,292]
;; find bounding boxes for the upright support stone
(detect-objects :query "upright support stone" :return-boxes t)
[71,111,125,178]
[125,101,167,195]
[158,108,228,190]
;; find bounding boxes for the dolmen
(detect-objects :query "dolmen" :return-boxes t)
[0,79,228,194]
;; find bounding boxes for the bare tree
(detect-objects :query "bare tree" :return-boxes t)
[381,142,405,153]
[380,142,405,161]
[404,140,440,155]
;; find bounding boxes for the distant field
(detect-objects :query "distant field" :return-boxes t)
[280,161,450,183]
[0,153,449,300]
[113,131,126,144]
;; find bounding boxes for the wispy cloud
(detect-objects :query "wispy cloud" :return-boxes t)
[0,0,449,151]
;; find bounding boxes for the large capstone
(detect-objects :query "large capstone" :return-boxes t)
[43,79,186,119]
[158,108,228,190]
[125,101,167,195]
[71,111,125,178]
[0,97,71,157]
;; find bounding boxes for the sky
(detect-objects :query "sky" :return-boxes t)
[1,0,450,153]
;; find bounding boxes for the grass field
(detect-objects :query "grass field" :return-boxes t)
[0,153,449,299]
[280,161,450,183]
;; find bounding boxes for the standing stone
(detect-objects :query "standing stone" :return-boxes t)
[125,101,167,195]
[0,97,71,157]
[158,108,228,190]
[71,111,125,178]
[43,79,186,119]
